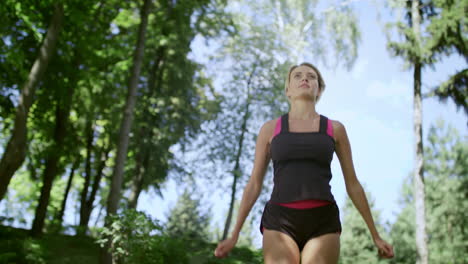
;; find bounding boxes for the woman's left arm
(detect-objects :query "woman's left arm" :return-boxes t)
[333,120,394,258]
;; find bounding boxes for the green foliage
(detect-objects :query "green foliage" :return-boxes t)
[388,178,417,264]
[0,226,46,264]
[427,68,467,115]
[165,189,211,242]
[2,168,41,226]
[96,209,189,264]
[339,190,388,264]
[0,225,100,264]
[425,0,468,114]
[187,241,263,264]
[424,120,468,263]
[386,0,468,112]
[389,120,468,264]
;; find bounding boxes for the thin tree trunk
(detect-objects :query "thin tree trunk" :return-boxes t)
[0,4,64,202]
[31,83,74,236]
[127,171,144,209]
[79,146,110,233]
[222,67,256,240]
[55,157,80,229]
[412,1,428,263]
[78,117,94,235]
[129,147,151,209]
[128,157,144,209]
[414,61,428,264]
[94,203,104,227]
[100,0,152,262]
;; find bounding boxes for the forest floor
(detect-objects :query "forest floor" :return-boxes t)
[0,224,264,264]
[0,225,99,264]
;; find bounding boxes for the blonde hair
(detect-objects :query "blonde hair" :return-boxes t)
[285,62,326,102]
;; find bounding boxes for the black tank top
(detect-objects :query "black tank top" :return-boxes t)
[269,113,336,203]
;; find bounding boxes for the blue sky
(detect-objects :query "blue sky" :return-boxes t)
[137,0,467,249]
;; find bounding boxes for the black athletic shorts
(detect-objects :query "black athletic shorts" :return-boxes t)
[260,201,342,251]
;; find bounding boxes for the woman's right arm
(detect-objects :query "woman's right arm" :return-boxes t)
[214,120,274,258]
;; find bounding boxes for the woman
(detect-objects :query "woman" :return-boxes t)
[214,62,394,263]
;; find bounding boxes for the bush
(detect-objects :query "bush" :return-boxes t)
[96,209,189,264]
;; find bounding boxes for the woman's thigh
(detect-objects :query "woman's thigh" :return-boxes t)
[300,233,340,264]
[263,228,301,264]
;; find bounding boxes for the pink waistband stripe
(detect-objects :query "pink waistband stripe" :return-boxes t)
[275,199,332,209]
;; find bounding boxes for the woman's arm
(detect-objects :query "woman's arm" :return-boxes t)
[215,119,274,258]
[333,120,394,258]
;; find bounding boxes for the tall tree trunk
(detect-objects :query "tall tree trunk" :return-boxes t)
[31,78,75,237]
[414,61,428,264]
[55,157,80,229]
[127,48,165,210]
[100,0,152,262]
[0,4,64,201]
[222,67,256,240]
[412,1,428,263]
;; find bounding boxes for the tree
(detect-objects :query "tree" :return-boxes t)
[389,120,467,264]
[425,0,467,114]
[165,188,211,242]
[0,2,64,202]
[124,0,230,210]
[388,175,417,264]
[28,0,123,237]
[100,0,152,262]
[386,1,432,262]
[339,190,388,264]
[423,120,467,263]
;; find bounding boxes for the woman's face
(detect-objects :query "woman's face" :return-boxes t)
[286,65,320,101]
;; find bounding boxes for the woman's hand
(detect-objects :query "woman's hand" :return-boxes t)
[214,236,238,258]
[374,237,394,259]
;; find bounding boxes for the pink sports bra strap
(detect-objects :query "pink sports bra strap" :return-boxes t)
[327,119,334,138]
[270,117,282,141]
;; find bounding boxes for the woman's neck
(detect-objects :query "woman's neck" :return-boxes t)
[289,100,318,120]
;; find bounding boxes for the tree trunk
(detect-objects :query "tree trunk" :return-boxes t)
[222,67,256,240]
[128,158,144,209]
[414,61,428,264]
[79,145,110,234]
[55,157,80,229]
[412,1,428,263]
[31,82,74,236]
[127,47,165,210]
[100,0,152,262]
[78,117,94,235]
[0,4,64,202]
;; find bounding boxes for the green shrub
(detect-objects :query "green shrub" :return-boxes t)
[96,209,189,264]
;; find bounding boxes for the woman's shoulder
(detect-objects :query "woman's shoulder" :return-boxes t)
[260,118,279,133]
[256,117,281,141]
[328,118,346,142]
[329,118,344,130]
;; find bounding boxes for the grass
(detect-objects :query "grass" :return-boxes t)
[0,225,263,264]
[0,225,99,264]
